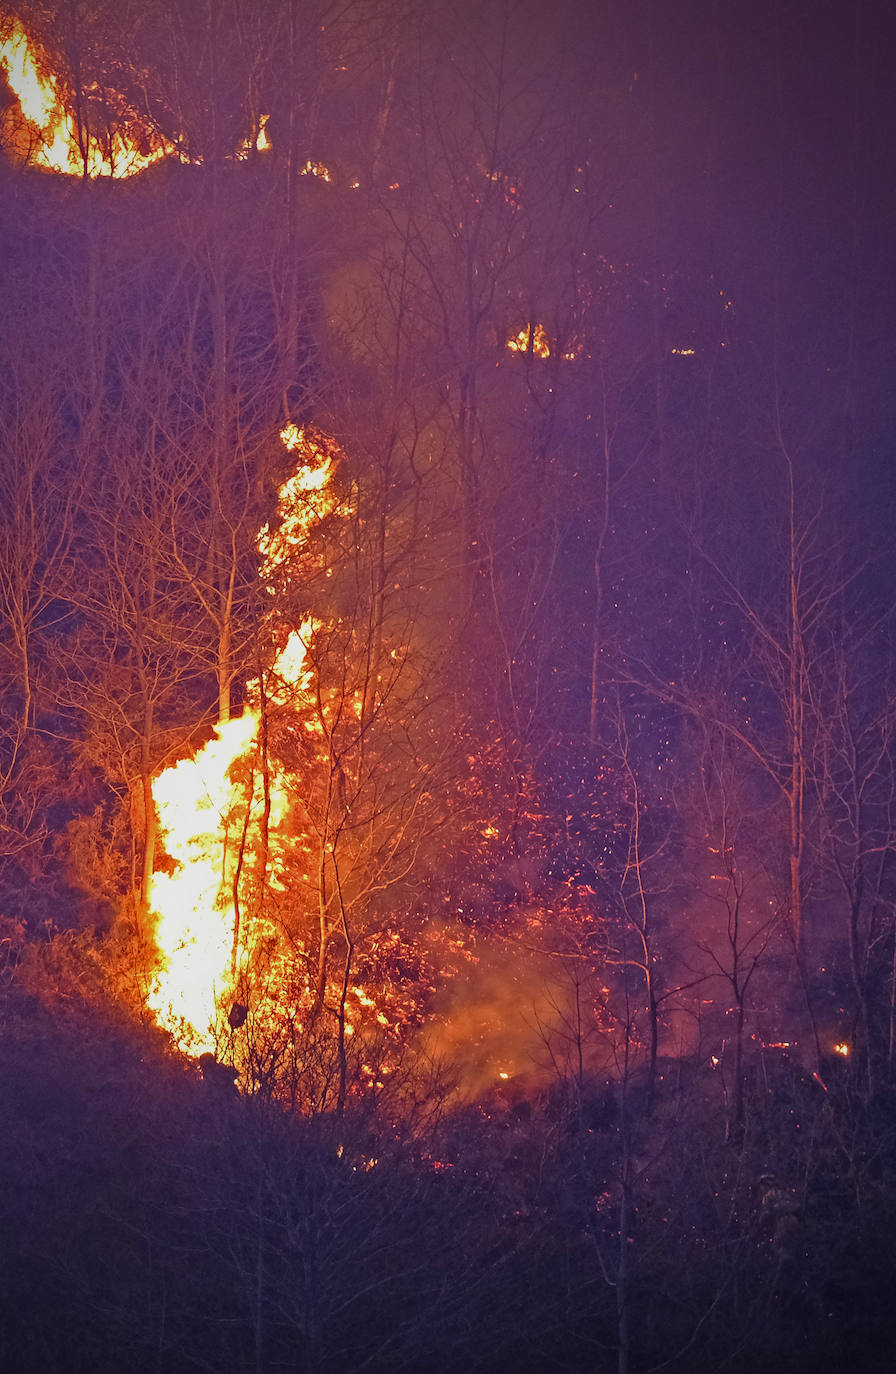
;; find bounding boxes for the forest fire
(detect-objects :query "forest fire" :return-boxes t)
[147,713,260,1053]
[2,3,895,1367]
[506,323,581,362]
[1,17,171,177]
[301,159,332,181]
[507,323,552,359]
[147,426,339,1057]
[1,20,68,167]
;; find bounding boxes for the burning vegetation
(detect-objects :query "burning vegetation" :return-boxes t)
[146,425,338,1057]
[0,0,889,1119]
[1,6,896,1372]
[0,16,174,176]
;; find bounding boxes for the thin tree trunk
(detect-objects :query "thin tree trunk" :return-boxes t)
[140,766,156,922]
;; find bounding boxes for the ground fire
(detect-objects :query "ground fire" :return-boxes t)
[1,17,172,176]
[147,425,338,1059]
[1,4,893,1368]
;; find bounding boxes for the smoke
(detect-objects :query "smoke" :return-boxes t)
[418,933,594,1102]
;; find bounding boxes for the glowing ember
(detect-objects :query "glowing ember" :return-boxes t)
[300,159,332,181]
[833,1042,849,1057]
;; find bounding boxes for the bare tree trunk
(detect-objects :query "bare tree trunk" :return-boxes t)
[588,381,612,746]
[209,0,233,725]
[783,437,807,957]
[730,996,745,1143]
[140,752,156,922]
[616,1015,633,1374]
[334,890,354,1120]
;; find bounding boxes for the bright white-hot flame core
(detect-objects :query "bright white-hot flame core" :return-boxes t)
[2,21,58,129]
[264,624,317,704]
[2,21,71,171]
[148,713,259,1051]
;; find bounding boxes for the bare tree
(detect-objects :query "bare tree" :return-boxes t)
[687,721,782,1139]
[0,346,80,867]
[813,618,896,1092]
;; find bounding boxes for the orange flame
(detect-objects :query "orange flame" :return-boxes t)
[505,323,581,362]
[300,159,332,181]
[507,323,551,359]
[147,713,260,1051]
[1,18,171,177]
[147,428,339,1053]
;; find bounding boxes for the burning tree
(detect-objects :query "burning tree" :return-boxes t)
[144,419,461,1113]
[0,8,174,176]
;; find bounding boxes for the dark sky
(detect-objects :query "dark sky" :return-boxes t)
[617,1,892,328]
[597,0,896,517]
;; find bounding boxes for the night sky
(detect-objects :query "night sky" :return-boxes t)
[599,0,896,476]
